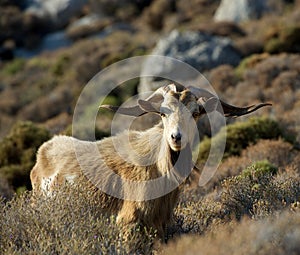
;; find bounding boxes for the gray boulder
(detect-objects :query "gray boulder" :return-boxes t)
[139,30,241,94]
[25,0,86,29]
[214,0,270,23]
[15,31,72,58]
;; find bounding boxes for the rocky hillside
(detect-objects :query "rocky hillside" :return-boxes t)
[0,0,299,135]
[0,0,300,254]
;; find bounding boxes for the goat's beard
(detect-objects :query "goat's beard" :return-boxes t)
[170,143,192,181]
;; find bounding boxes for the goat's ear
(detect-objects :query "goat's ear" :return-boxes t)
[138,99,160,113]
[100,105,119,112]
[198,97,219,114]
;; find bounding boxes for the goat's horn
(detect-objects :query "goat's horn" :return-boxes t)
[187,86,272,117]
[99,105,147,117]
[100,84,178,116]
[221,102,272,117]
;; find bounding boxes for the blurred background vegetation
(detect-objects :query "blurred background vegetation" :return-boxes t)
[0,0,300,254]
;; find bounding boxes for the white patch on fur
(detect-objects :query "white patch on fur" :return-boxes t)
[41,173,57,194]
[65,174,77,183]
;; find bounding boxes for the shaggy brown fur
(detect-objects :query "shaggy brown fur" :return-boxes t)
[30,124,192,238]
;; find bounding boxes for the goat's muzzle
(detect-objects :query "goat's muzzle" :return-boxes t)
[171,133,182,143]
[170,132,183,151]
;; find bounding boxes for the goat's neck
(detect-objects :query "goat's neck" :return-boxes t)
[171,144,192,180]
[157,133,192,181]
[170,149,180,167]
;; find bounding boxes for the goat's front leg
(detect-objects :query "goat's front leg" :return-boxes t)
[116,201,137,225]
[116,201,139,242]
[117,201,165,242]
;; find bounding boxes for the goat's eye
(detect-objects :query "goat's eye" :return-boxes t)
[160,112,166,117]
[192,112,200,118]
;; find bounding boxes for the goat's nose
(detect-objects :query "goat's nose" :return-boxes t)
[171,133,182,143]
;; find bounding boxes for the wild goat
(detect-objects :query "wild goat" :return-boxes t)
[30,84,270,238]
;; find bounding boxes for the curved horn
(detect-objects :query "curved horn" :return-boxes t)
[220,101,272,117]
[99,84,177,116]
[187,86,272,117]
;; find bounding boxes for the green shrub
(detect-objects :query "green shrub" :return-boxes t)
[174,161,299,236]
[1,58,26,76]
[51,54,71,76]
[221,161,299,220]
[240,160,278,180]
[0,173,14,201]
[235,55,253,79]
[264,38,284,54]
[100,45,146,69]
[196,117,284,164]
[27,57,51,70]
[100,95,120,106]
[264,25,300,53]
[235,53,269,79]
[0,121,51,191]
[0,164,31,191]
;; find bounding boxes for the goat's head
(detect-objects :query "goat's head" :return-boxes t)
[101,84,271,151]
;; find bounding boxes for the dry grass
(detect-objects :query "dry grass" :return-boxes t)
[176,161,300,233]
[161,209,300,255]
[198,139,297,193]
[0,182,156,255]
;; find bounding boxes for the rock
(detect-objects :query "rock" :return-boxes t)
[139,30,241,94]
[25,0,86,29]
[66,14,113,40]
[15,31,71,58]
[101,22,136,35]
[192,21,246,38]
[214,0,270,23]
[41,31,72,50]
[234,38,264,57]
